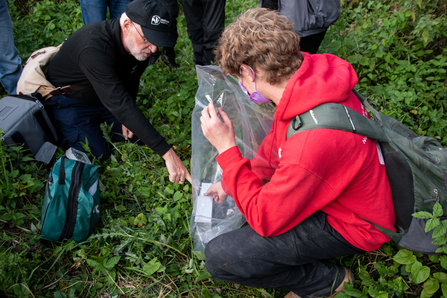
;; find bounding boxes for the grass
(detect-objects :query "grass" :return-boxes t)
[1,0,447,297]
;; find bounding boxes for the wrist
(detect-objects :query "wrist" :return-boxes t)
[217,142,237,155]
[162,148,174,160]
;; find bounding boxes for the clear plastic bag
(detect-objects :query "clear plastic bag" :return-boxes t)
[191,65,274,252]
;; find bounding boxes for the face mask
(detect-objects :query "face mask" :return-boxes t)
[238,65,272,104]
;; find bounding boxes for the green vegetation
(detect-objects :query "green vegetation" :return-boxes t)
[1,0,447,297]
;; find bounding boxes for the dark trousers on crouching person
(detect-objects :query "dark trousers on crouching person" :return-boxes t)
[205,211,365,297]
[47,94,142,161]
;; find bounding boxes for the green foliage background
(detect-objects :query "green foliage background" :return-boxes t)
[0,0,446,297]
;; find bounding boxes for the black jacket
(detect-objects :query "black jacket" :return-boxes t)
[47,19,170,156]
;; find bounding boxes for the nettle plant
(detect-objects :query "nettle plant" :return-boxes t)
[323,0,447,145]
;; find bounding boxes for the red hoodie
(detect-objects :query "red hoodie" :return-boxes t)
[216,53,395,251]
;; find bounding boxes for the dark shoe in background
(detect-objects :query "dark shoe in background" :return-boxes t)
[160,47,179,68]
[148,49,162,66]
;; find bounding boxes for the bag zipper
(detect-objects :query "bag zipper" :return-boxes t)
[59,161,85,241]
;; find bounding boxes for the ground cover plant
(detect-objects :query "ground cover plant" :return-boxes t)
[0,0,446,297]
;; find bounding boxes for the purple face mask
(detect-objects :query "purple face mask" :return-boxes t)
[238,65,272,104]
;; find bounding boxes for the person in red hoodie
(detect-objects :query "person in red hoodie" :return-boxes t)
[199,8,396,298]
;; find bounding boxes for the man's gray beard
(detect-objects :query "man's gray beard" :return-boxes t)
[133,54,148,61]
[125,34,149,61]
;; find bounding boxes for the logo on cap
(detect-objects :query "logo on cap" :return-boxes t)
[151,15,169,26]
[151,15,161,25]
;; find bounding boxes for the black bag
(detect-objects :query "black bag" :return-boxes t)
[287,89,447,254]
[0,94,58,163]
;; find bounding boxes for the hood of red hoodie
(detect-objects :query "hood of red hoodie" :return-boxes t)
[275,52,359,121]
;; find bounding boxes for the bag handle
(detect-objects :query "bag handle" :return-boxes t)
[59,156,66,185]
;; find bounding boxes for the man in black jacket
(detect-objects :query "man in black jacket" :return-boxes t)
[47,0,191,184]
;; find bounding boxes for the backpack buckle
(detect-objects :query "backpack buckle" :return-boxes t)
[292,115,303,131]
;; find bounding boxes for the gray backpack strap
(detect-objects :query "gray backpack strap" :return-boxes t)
[286,98,387,142]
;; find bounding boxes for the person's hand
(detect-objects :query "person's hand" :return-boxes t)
[162,148,192,184]
[200,102,236,154]
[204,181,228,204]
[122,125,134,140]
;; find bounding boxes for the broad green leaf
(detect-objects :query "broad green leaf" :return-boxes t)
[86,258,101,269]
[359,56,369,66]
[412,211,432,219]
[420,288,433,298]
[116,204,126,212]
[432,235,447,245]
[433,202,443,217]
[433,272,447,283]
[54,291,67,298]
[137,187,151,197]
[440,255,447,270]
[367,287,388,298]
[428,254,440,263]
[201,288,211,298]
[134,213,147,227]
[394,249,416,264]
[164,187,174,195]
[442,283,447,297]
[193,251,206,261]
[173,191,183,201]
[155,206,167,215]
[424,278,440,295]
[426,218,440,232]
[411,263,430,284]
[422,29,430,44]
[343,282,365,297]
[143,258,161,275]
[104,256,121,270]
[105,269,116,286]
[388,276,409,293]
[195,268,212,282]
[359,269,376,287]
[432,221,447,238]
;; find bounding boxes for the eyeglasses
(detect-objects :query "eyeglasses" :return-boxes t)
[132,22,149,44]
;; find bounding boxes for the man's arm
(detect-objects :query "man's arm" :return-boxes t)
[78,48,190,183]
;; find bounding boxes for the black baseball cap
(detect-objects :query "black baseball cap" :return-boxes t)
[126,0,173,47]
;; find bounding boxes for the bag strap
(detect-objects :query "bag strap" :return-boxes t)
[48,84,90,97]
[59,156,66,185]
[286,98,387,142]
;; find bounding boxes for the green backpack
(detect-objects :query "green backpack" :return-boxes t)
[41,156,100,242]
[287,89,447,255]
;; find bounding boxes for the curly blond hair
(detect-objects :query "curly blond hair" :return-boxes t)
[214,8,303,84]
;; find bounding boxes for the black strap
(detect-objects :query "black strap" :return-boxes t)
[49,85,89,96]
[59,161,85,241]
[59,157,66,185]
[33,109,57,144]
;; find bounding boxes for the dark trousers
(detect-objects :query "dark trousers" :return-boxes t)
[182,0,226,65]
[205,211,365,297]
[259,0,327,54]
[300,30,328,54]
[159,0,179,56]
[47,94,141,161]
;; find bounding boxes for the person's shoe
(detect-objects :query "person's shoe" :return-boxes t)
[284,292,301,298]
[333,267,355,295]
[284,267,354,298]
[160,52,179,68]
[148,50,161,66]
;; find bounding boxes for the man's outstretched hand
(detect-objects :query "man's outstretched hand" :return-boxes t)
[163,148,191,184]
